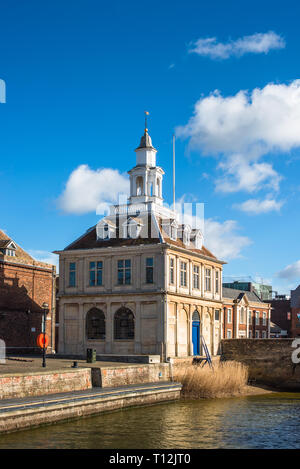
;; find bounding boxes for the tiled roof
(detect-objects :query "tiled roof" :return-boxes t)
[64,226,161,251]
[63,212,222,263]
[0,229,55,269]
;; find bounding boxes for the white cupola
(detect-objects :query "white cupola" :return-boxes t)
[128,122,164,206]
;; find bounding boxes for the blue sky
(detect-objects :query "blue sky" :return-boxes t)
[1,0,300,294]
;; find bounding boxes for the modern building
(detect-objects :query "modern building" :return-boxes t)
[222,287,271,339]
[55,125,225,360]
[222,280,272,301]
[0,230,56,353]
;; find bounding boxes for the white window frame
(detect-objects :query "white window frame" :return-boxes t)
[205,268,211,292]
[262,312,267,326]
[169,257,175,285]
[227,308,232,324]
[180,261,187,287]
[193,265,200,290]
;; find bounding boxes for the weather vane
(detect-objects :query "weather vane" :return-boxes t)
[144,110,149,132]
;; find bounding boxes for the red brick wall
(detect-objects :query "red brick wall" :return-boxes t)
[223,304,270,339]
[0,260,56,353]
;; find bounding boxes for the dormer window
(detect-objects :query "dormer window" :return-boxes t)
[171,225,177,241]
[194,231,203,250]
[1,240,17,257]
[122,218,143,239]
[5,249,16,257]
[96,220,115,240]
[183,225,191,246]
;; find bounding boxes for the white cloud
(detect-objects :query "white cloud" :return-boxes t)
[189,31,285,60]
[173,198,251,260]
[204,218,251,260]
[234,196,284,214]
[58,165,129,214]
[29,250,59,270]
[277,260,300,280]
[177,80,300,193]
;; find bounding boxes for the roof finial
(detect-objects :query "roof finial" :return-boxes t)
[144,110,149,133]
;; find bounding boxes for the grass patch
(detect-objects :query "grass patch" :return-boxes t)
[174,361,249,399]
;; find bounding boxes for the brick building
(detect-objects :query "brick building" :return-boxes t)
[291,285,300,337]
[0,230,56,353]
[223,287,271,339]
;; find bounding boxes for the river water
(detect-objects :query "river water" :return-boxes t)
[0,393,300,449]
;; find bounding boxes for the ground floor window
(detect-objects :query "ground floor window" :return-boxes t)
[114,307,134,340]
[86,308,105,340]
[227,329,232,338]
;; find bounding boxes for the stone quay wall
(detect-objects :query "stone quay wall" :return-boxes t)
[0,368,92,399]
[221,339,300,390]
[92,363,170,388]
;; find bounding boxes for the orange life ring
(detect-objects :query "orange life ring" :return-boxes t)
[37,333,49,348]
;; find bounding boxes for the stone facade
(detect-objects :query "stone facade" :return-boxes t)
[55,127,225,360]
[0,230,56,353]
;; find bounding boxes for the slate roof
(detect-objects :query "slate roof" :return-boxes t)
[222,286,266,303]
[63,212,223,264]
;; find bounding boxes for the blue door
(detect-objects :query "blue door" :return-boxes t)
[192,321,200,355]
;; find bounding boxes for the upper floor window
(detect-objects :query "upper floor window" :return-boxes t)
[180,261,187,287]
[193,265,200,289]
[227,308,232,324]
[69,262,76,287]
[240,307,246,324]
[248,310,252,324]
[255,312,260,325]
[215,270,220,293]
[169,258,175,284]
[89,261,103,286]
[205,268,211,291]
[146,257,154,284]
[118,259,131,285]
[262,312,267,326]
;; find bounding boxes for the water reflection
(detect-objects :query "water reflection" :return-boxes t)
[0,393,300,449]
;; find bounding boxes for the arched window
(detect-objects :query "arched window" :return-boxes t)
[114,307,134,340]
[156,178,161,197]
[192,310,200,322]
[86,308,105,340]
[136,176,143,196]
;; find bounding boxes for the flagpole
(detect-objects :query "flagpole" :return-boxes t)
[173,133,175,211]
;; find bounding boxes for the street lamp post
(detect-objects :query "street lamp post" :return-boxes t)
[42,302,49,368]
